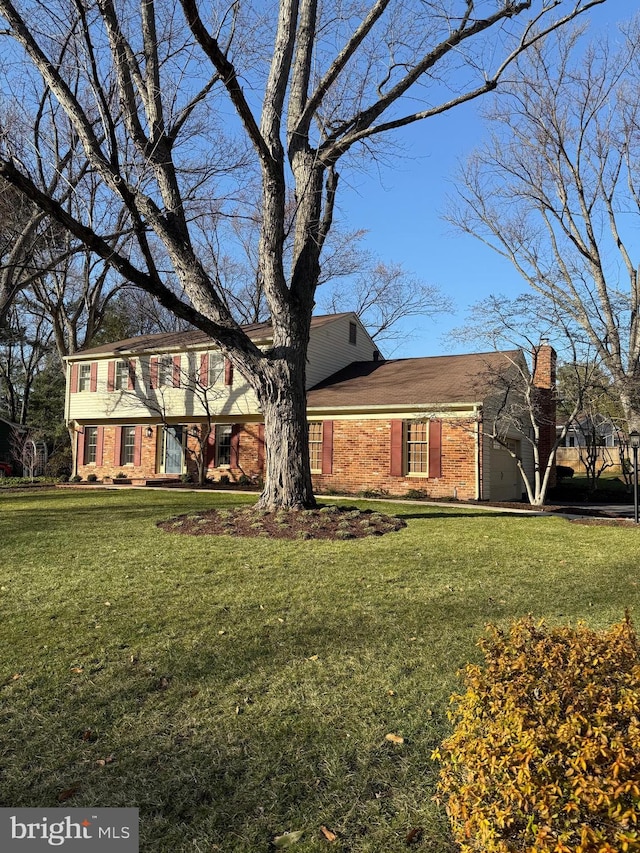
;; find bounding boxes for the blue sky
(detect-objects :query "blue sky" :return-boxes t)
[334,2,628,360]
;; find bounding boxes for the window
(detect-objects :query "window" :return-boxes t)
[158,355,173,388]
[78,363,92,392]
[308,422,323,472]
[121,426,136,465]
[215,424,233,466]
[406,421,429,474]
[115,360,130,391]
[349,321,357,345]
[84,427,98,464]
[208,353,224,386]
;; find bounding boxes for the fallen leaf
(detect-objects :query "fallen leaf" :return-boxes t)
[405,827,423,845]
[157,676,171,690]
[96,754,115,767]
[385,733,404,744]
[273,830,304,848]
[70,667,84,674]
[11,673,22,680]
[57,786,79,802]
[307,655,319,661]
[320,825,337,842]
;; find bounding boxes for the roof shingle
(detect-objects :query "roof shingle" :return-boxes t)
[307,351,522,408]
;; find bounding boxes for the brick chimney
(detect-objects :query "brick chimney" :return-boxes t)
[533,341,557,487]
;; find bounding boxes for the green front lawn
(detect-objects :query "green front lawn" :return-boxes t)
[1,489,639,851]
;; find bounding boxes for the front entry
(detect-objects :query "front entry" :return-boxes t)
[161,426,184,474]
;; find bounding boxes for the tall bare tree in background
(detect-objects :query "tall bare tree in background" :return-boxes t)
[449,20,640,437]
[451,292,601,504]
[0,0,606,509]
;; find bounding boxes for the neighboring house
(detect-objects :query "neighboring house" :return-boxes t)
[64,313,555,501]
[556,413,623,474]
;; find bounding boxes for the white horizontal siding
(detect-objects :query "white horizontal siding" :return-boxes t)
[67,353,258,421]
[306,315,379,388]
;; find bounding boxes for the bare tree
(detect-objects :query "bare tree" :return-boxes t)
[0,0,606,509]
[320,258,452,346]
[0,301,52,424]
[557,362,624,492]
[449,20,640,438]
[452,293,602,504]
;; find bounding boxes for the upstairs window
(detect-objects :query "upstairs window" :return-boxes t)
[349,321,357,345]
[78,363,92,392]
[115,360,130,390]
[208,353,225,386]
[158,355,174,388]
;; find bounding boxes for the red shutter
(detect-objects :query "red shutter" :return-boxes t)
[173,356,181,387]
[134,425,143,467]
[230,424,240,468]
[90,362,98,392]
[428,419,442,478]
[321,420,334,475]
[224,358,234,386]
[200,353,209,386]
[76,428,85,466]
[70,363,79,393]
[107,361,115,392]
[150,357,158,390]
[96,427,104,467]
[205,426,216,469]
[390,420,404,476]
[128,359,136,390]
[114,426,122,466]
[257,424,265,472]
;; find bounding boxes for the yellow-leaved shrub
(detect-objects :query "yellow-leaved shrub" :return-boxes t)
[433,615,640,853]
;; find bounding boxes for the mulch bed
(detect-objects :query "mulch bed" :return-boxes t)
[157,504,407,540]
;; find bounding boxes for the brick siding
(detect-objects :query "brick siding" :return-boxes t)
[77,417,479,498]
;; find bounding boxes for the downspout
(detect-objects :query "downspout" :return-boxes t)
[475,405,483,501]
[64,358,78,478]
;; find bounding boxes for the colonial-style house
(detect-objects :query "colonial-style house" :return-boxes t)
[64,312,555,501]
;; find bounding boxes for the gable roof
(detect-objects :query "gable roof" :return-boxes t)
[307,350,523,409]
[68,313,355,358]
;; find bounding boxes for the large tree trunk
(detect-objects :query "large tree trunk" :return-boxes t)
[254,352,315,511]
